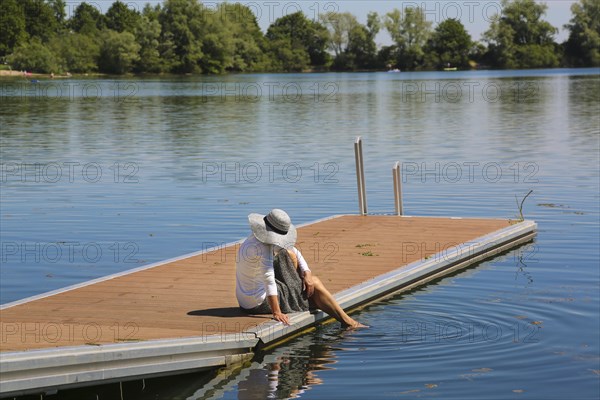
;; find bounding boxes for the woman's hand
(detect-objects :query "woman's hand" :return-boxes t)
[272,311,290,325]
[303,270,315,297]
[268,296,289,325]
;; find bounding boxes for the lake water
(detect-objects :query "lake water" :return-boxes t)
[1,69,599,399]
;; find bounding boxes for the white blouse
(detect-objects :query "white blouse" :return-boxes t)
[235,234,310,309]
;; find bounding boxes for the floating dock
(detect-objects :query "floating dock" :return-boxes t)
[0,215,536,397]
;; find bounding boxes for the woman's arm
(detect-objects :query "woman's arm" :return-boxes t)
[302,270,315,297]
[268,295,290,325]
[291,248,315,297]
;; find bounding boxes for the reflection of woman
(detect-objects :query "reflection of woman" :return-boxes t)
[237,331,334,399]
[236,209,367,328]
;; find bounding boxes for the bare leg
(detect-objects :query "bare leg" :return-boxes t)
[287,250,366,328]
[309,276,368,328]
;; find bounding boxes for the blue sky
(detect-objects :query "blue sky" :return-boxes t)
[65,1,577,43]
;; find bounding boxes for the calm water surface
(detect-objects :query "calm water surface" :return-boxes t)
[1,69,599,399]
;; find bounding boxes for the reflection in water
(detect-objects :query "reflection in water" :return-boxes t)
[201,331,339,400]
[237,350,328,400]
[514,242,535,286]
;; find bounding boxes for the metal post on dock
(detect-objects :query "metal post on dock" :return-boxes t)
[354,137,367,215]
[393,161,403,215]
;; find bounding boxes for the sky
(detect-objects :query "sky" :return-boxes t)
[64,1,578,44]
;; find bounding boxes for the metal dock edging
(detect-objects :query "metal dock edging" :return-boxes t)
[244,220,537,345]
[0,335,258,397]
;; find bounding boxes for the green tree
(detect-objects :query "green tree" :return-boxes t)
[425,19,472,69]
[355,11,382,69]
[158,0,205,73]
[193,4,264,74]
[7,37,60,73]
[483,0,559,68]
[198,16,233,73]
[322,12,380,70]
[216,3,268,72]
[50,32,99,72]
[564,0,600,67]
[134,15,164,72]
[142,3,162,21]
[384,7,432,70]
[47,0,66,27]
[346,22,379,70]
[139,3,177,72]
[468,41,488,66]
[266,37,310,71]
[98,30,141,74]
[106,1,141,33]
[321,12,360,57]
[377,45,397,70]
[367,11,381,39]
[266,12,330,71]
[69,2,106,35]
[0,0,28,57]
[21,0,58,41]
[321,12,360,70]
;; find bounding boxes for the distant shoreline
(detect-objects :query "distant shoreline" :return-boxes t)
[0,70,106,79]
[0,70,43,77]
[1,67,598,81]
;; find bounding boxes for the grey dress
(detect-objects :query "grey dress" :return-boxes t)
[243,249,310,314]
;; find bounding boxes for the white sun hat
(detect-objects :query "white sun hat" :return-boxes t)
[248,209,297,249]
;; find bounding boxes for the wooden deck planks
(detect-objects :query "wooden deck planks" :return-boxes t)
[0,215,512,352]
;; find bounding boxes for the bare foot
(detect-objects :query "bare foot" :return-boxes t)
[344,321,369,329]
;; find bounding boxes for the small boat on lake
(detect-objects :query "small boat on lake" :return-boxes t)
[443,63,458,71]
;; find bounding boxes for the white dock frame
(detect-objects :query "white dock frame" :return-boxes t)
[0,218,537,398]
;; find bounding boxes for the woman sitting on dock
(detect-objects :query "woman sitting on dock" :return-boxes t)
[236,209,367,329]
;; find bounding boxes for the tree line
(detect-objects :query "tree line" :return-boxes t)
[1,0,598,75]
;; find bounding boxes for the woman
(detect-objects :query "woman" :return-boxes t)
[236,209,367,328]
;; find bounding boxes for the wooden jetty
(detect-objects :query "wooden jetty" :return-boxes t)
[0,215,536,397]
